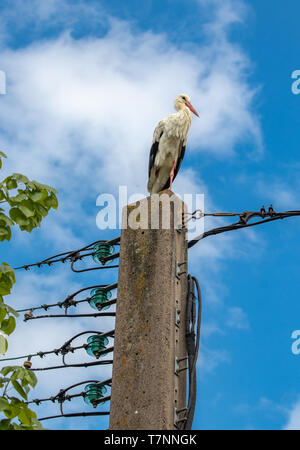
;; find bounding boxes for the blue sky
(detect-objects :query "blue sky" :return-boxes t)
[0,0,300,430]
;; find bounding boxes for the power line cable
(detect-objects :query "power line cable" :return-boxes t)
[13,237,120,271]
[28,378,112,420]
[178,274,202,430]
[15,282,118,315]
[187,205,300,248]
[0,330,114,367]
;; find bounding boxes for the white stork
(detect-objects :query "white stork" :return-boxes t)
[147,93,199,194]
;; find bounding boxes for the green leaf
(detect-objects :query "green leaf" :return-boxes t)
[19,220,36,232]
[6,179,17,190]
[2,303,18,318]
[18,202,35,218]
[30,417,45,430]
[21,384,30,394]
[44,192,58,210]
[0,419,13,430]
[0,226,10,236]
[0,262,15,276]
[0,335,8,355]
[34,203,48,217]
[10,367,26,381]
[9,173,29,184]
[17,403,36,425]
[0,285,9,296]
[0,397,10,411]
[0,304,6,322]
[0,376,10,384]
[2,399,20,420]
[9,192,27,203]
[0,280,12,295]
[11,380,28,401]
[0,225,11,242]
[0,152,7,170]
[23,370,37,388]
[0,366,17,376]
[0,316,16,335]
[9,207,30,226]
[31,180,57,194]
[0,213,14,226]
[29,190,46,202]
[0,263,15,295]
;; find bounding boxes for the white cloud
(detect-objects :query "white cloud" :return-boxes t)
[233,396,289,429]
[0,0,264,270]
[0,0,264,256]
[0,0,106,45]
[256,180,300,210]
[198,345,230,373]
[0,0,262,192]
[236,170,300,211]
[199,0,248,36]
[283,398,300,430]
[201,322,223,338]
[226,306,250,330]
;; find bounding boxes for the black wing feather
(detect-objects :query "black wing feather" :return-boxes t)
[148,131,163,177]
[161,143,186,191]
[173,144,186,180]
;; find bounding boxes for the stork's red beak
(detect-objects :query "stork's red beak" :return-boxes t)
[185,102,199,117]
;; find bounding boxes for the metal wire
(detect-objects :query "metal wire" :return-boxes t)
[28,378,112,405]
[187,205,300,248]
[38,411,110,421]
[32,359,114,371]
[16,282,118,315]
[23,310,116,321]
[0,330,115,366]
[28,378,112,420]
[178,274,202,430]
[71,252,119,273]
[13,237,120,271]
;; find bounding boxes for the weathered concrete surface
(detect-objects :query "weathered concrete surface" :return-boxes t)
[109,190,188,430]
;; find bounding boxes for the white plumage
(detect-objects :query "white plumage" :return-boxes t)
[147,93,199,194]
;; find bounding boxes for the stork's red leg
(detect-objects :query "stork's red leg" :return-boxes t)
[169,160,176,191]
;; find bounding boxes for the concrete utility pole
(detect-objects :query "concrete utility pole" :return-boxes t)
[109,190,188,430]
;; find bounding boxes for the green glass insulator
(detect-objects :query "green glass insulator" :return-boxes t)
[89,288,112,311]
[85,335,109,359]
[93,243,114,265]
[84,383,107,408]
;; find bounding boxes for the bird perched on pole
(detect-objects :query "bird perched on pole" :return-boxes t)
[147,93,199,194]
